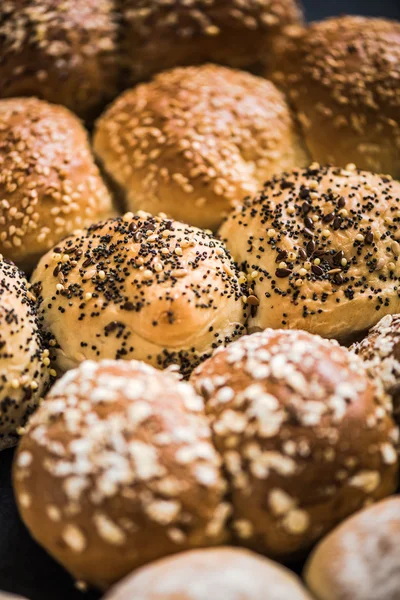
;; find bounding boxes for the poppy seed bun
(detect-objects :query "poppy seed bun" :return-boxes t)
[31,213,247,377]
[352,314,400,420]
[0,259,52,450]
[0,0,119,120]
[13,360,229,589]
[94,64,308,231]
[191,329,399,560]
[219,164,400,344]
[122,0,304,84]
[0,98,113,272]
[271,16,400,177]
[104,547,313,600]
[304,497,400,600]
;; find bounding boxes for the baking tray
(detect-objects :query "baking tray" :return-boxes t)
[0,1,399,599]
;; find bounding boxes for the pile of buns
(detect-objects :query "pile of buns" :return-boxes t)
[0,1,399,599]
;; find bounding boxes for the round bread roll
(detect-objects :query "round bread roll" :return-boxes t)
[31,212,247,376]
[0,98,113,272]
[13,360,229,589]
[0,0,119,120]
[0,259,52,450]
[191,329,399,560]
[304,496,400,600]
[94,64,308,231]
[104,547,313,600]
[219,164,400,343]
[352,314,400,420]
[122,0,304,84]
[271,16,400,177]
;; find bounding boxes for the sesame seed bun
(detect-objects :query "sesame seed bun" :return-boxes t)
[13,360,229,589]
[31,212,247,377]
[122,0,304,84]
[0,98,114,272]
[219,164,400,344]
[304,496,400,600]
[104,547,313,600]
[94,64,308,231]
[270,16,400,177]
[0,0,119,120]
[352,314,400,421]
[0,259,52,450]
[191,329,399,560]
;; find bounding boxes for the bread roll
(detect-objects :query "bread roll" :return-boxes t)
[122,0,304,84]
[0,0,119,120]
[94,64,308,231]
[104,547,313,600]
[271,16,400,177]
[31,212,247,377]
[352,314,400,420]
[13,360,229,589]
[191,329,399,560]
[219,164,400,343]
[0,259,52,450]
[0,98,113,272]
[304,496,400,600]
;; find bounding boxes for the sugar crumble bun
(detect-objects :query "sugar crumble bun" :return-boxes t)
[104,547,313,600]
[94,64,308,231]
[0,0,119,121]
[0,98,114,272]
[13,360,229,589]
[191,329,399,561]
[351,314,400,420]
[304,496,400,600]
[31,212,248,377]
[219,164,400,344]
[0,259,52,450]
[122,0,304,84]
[270,16,400,177]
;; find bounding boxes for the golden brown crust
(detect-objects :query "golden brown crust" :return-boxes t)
[94,64,308,231]
[271,16,400,177]
[122,0,304,83]
[104,547,313,600]
[0,98,113,272]
[191,329,399,560]
[0,0,119,120]
[304,497,400,600]
[0,259,52,450]
[219,165,400,343]
[31,213,247,377]
[13,360,229,589]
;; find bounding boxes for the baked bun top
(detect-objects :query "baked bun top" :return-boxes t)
[0,0,119,120]
[94,64,308,231]
[31,213,247,376]
[271,16,400,177]
[104,547,312,600]
[219,164,400,343]
[0,97,113,271]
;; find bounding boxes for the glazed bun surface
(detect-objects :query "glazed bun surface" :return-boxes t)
[352,314,400,419]
[0,98,113,271]
[191,329,399,560]
[0,0,119,120]
[122,0,303,84]
[94,64,308,231]
[271,16,400,177]
[13,360,229,589]
[219,165,400,343]
[305,496,400,600]
[104,547,312,600]
[31,213,247,376]
[0,259,51,450]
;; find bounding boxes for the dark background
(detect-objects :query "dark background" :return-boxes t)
[1,1,399,599]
